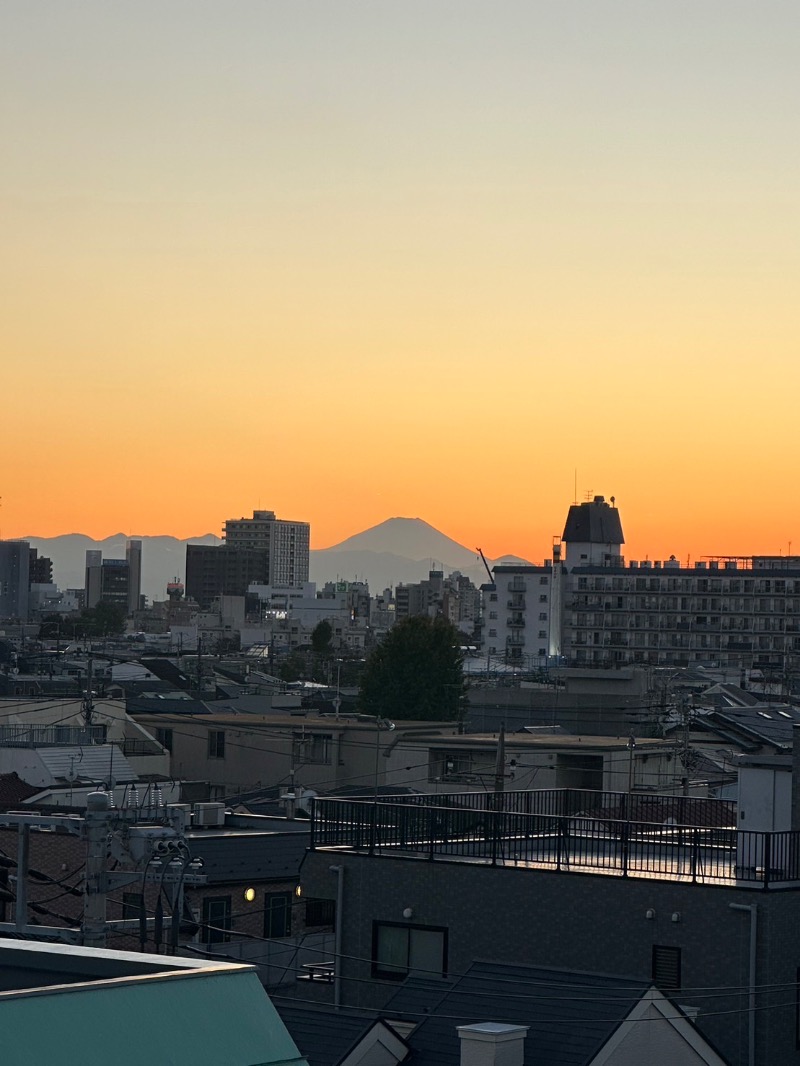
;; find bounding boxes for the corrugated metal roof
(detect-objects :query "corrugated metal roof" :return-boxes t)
[37,745,137,784]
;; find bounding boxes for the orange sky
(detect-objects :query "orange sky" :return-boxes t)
[3,3,800,565]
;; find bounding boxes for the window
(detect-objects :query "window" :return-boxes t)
[489,611,497,620]
[488,629,497,638]
[539,612,547,621]
[538,630,547,639]
[539,594,548,603]
[306,897,336,928]
[489,593,497,602]
[540,576,548,585]
[155,727,173,753]
[202,896,232,944]
[208,731,225,759]
[652,945,681,990]
[264,892,292,938]
[293,732,332,765]
[372,921,447,979]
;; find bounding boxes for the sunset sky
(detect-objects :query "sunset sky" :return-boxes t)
[3,2,800,565]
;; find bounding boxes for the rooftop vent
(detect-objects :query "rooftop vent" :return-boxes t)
[458,1024,528,1066]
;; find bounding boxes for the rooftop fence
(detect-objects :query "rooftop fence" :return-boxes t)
[311,787,798,889]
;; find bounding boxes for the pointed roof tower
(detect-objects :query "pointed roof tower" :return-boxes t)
[562,495,624,567]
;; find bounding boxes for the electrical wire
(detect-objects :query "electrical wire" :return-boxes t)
[190,921,800,1006]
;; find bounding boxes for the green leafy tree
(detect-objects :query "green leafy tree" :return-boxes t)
[278,652,306,683]
[72,601,127,637]
[311,619,333,655]
[359,616,467,722]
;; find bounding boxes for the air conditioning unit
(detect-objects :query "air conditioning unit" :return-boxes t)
[193,802,226,827]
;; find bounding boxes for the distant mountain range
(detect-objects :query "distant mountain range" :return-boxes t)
[24,518,529,603]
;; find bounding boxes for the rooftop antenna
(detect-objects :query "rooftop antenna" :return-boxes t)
[573,470,577,505]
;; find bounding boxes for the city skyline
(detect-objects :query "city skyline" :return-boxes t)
[4,3,800,563]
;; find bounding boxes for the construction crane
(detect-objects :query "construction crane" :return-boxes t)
[476,548,494,585]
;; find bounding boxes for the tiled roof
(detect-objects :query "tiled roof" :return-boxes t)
[0,772,40,809]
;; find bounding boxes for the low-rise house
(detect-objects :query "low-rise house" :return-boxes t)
[383,731,682,795]
[299,762,800,1065]
[130,711,460,797]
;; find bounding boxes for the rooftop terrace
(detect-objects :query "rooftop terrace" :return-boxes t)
[311,787,800,890]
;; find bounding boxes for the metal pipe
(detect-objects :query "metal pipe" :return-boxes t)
[329,865,344,1009]
[730,902,757,1066]
[14,825,29,930]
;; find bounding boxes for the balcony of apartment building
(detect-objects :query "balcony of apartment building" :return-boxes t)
[507,615,526,629]
[505,633,525,647]
[506,596,526,610]
[309,787,800,890]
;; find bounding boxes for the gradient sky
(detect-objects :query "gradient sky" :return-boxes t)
[3,2,800,565]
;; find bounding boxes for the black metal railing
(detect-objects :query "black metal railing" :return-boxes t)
[310,789,799,889]
[0,724,107,748]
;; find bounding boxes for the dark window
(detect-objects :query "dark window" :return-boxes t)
[293,732,332,765]
[306,898,336,929]
[208,731,225,759]
[264,892,292,938]
[155,727,173,753]
[202,896,232,943]
[372,921,447,980]
[652,945,681,991]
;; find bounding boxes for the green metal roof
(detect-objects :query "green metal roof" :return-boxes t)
[0,942,308,1066]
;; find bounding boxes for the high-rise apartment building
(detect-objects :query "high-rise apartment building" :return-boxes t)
[125,539,142,615]
[85,541,142,615]
[489,495,800,672]
[223,510,310,588]
[0,541,30,620]
[185,544,269,610]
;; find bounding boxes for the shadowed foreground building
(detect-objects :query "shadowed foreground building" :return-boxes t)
[300,785,800,1066]
[0,939,307,1066]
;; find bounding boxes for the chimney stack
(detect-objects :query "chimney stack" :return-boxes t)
[457,1023,528,1066]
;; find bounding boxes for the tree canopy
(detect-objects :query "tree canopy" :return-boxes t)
[359,616,467,722]
[311,619,333,655]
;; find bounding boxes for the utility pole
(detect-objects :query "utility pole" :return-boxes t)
[83,791,110,948]
[196,634,203,696]
[0,799,206,948]
[493,726,506,804]
[83,655,95,732]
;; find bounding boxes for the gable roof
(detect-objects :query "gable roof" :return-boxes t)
[384,961,650,1066]
[275,1003,406,1066]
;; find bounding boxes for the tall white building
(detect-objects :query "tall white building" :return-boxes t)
[489,495,800,673]
[224,510,310,588]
